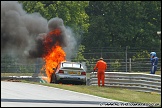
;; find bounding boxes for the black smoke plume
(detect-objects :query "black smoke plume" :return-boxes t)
[1,1,77,59]
[28,18,68,58]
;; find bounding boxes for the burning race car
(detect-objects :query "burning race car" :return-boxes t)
[51,61,86,85]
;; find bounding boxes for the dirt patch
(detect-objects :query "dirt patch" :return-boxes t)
[5,79,21,82]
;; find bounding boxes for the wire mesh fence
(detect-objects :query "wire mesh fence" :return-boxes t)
[1,47,161,74]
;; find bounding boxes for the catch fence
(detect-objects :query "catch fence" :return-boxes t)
[1,47,161,74]
[82,47,161,72]
[1,57,161,74]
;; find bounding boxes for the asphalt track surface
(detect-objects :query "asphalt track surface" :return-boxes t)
[1,81,148,107]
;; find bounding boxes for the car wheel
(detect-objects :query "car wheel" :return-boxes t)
[52,74,59,84]
[82,82,86,85]
[54,77,59,84]
[51,73,56,83]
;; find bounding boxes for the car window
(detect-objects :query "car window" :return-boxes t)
[61,62,83,69]
[56,62,85,72]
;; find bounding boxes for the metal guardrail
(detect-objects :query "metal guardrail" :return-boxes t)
[1,76,41,82]
[89,72,161,94]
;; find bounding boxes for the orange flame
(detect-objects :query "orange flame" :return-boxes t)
[49,28,61,36]
[41,29,66,83]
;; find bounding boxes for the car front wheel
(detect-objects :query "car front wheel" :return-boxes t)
[51,73,56,83]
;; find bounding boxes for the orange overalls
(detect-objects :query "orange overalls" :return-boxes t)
[94,60,107,86]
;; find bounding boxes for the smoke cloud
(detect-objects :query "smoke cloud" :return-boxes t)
[1,1,77,60]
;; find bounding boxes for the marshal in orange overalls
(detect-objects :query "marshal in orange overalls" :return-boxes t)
[94,58,107,87]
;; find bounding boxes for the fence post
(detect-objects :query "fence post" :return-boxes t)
[126,46,127,72]
[32,58,39,77]
[129,58,131,72]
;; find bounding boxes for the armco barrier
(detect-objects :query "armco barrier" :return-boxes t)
[89,72,161,94]
[1,76,41,82]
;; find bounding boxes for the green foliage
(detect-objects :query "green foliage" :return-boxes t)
[84,1,161,51]
[72,45,97,72]
[18,1,161,57]
[131,50,151,72]
[72,45,86,62]
[132,50,150,61]
[110,59,121,72]
[85,58,96,72]
[19,1,90,39]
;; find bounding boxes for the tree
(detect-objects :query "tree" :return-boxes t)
[19,1,89,39]
[83,1,161,51]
